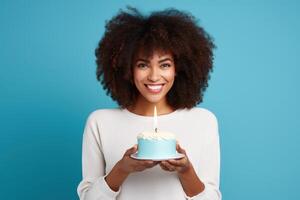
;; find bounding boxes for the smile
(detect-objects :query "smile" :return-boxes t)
[145,84,165,93]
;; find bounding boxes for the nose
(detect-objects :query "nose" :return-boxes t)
[147,67,160,82]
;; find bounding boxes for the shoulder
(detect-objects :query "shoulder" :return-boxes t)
[183,107,218,123]
[179,107,219,130]
[185,107,220,139]
[85,108,123,123]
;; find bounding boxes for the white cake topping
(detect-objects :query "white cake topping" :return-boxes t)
[137,131,176,140]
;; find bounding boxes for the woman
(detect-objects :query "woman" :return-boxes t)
[77,7,221,200]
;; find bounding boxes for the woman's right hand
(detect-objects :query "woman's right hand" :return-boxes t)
[105,144,159,192]
[117,144,159,174]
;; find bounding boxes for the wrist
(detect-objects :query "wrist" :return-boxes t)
[116,160,130,176]
[105,161,129,192]
[177,164,205,196]
[178,163,193,177]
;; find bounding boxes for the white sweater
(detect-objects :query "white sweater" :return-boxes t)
[77,107,222,200]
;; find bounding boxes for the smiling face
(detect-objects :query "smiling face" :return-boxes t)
[133,50,176,106]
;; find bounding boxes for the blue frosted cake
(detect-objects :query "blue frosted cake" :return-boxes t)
[137,131,177,159]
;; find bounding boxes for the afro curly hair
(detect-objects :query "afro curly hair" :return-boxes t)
[96,7,216,109]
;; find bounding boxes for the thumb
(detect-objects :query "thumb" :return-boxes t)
[176,143,186,154]
[125,144,138,156]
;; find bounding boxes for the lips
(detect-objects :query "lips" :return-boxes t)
[145,84,164,93]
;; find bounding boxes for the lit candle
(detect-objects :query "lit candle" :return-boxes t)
[154,105,158,133]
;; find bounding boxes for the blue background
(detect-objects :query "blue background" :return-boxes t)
[1,0,299,199]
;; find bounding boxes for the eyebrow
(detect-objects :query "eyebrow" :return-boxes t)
[135,58,173,63]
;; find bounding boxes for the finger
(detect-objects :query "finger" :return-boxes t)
[161,161,176,171]
[134,161,158,171]
[159,163,169,171]
[160,161,183,172]
[159,162,170,171]
[176,143,186,154]
[140,160,156,168]
[151,161,160,166]
[167,159,185,167]
[125,144,138,156]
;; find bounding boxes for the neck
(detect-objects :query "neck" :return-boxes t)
[127,96,174,116]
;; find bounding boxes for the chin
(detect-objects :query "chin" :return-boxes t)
[144,95,165,104]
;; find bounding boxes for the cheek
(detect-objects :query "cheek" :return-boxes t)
[133,71,143,82]
[133,71,147,87]
[164,70,176,82]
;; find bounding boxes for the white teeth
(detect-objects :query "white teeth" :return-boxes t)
[146,84,163,90]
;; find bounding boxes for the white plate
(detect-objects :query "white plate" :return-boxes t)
[130,152,185,161]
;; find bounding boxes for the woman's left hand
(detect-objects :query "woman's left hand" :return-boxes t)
[159,143,191,174]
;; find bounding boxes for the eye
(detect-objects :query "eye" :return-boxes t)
[137,63,148,69]
[161,63,171,68]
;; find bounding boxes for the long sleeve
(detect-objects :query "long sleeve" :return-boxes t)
[77,108,221,200]
[77,113,121,200]
[185,111,222,200]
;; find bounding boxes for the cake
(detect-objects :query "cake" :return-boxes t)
[137,130,177,159]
